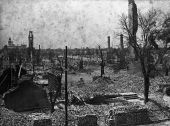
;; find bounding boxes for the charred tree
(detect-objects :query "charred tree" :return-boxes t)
[119,8,163,103]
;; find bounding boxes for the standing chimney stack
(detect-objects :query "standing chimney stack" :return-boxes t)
[28,31,33,49]
[108,36,110,49]
[28,31,34,63]
[120,34,124,50]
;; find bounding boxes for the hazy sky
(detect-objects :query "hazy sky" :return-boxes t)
[0,0,170,49]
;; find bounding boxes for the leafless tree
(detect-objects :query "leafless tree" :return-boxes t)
[119,9,163,103]
[157,13,170,76]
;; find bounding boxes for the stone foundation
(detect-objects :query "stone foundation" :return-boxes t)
[108,105,150,126]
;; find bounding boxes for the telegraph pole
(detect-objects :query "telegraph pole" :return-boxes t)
[65,46,68,126]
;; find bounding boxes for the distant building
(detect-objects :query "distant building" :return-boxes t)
[1,38,27,68]
[8,37,15,48]
[6,37,27,50]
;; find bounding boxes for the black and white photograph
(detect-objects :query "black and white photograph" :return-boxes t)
[1,0,170,125]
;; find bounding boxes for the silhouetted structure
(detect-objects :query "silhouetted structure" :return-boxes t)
[28,31,33,50]
[0,67,27,95]
[4,81,50,112]
[107,36,112,63]
[108,36,111,49]
[128,0,138,60]
[120,34,124,50]
[28,31,34,61]
[36,45,41,65]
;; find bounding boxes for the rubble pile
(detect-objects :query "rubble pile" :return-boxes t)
[68,101,141,125]
[88,77,116,95]
[111,71,144,93]
[111,71,169,94]
[69,70,170,103]
[0,107,29,126]
[51,109,76,126]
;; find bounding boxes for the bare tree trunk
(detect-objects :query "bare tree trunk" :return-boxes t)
[140,57,150,104]
[48,92,54,113]
[144,75,149,103]
[79,59,83,70]
[101,63,104,77]
[165,68,169,76]
[51,101,55,113]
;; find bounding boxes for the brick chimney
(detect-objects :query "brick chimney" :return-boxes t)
[108,36,110,49]
[28,31,33,49]
[120,34,124,50]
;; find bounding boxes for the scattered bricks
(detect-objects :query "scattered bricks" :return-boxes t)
[77,114,98,126]
[28,113,52,126]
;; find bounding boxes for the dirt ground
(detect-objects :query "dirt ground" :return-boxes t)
[1,65,170,126]
[61,65,170,126]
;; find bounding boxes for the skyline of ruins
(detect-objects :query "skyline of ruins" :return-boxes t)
[0,0,170,49]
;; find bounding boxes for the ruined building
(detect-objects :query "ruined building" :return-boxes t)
[8,38,15,47]
[128,0,138,60]
[1,38,27,69]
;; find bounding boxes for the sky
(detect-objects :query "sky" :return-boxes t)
[0,0,170,49]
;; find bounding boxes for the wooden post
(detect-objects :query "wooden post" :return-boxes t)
[99,46,104,77]
[65,46,68,126]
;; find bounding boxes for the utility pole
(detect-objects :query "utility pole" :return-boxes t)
[65,46,68,126]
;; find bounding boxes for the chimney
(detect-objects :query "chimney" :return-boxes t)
[29,31,33,38]
[128,0,134,4]
[108,36,110,49]
[120,34,124,50]
[28,31,33,49]
[28,31,34,62]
